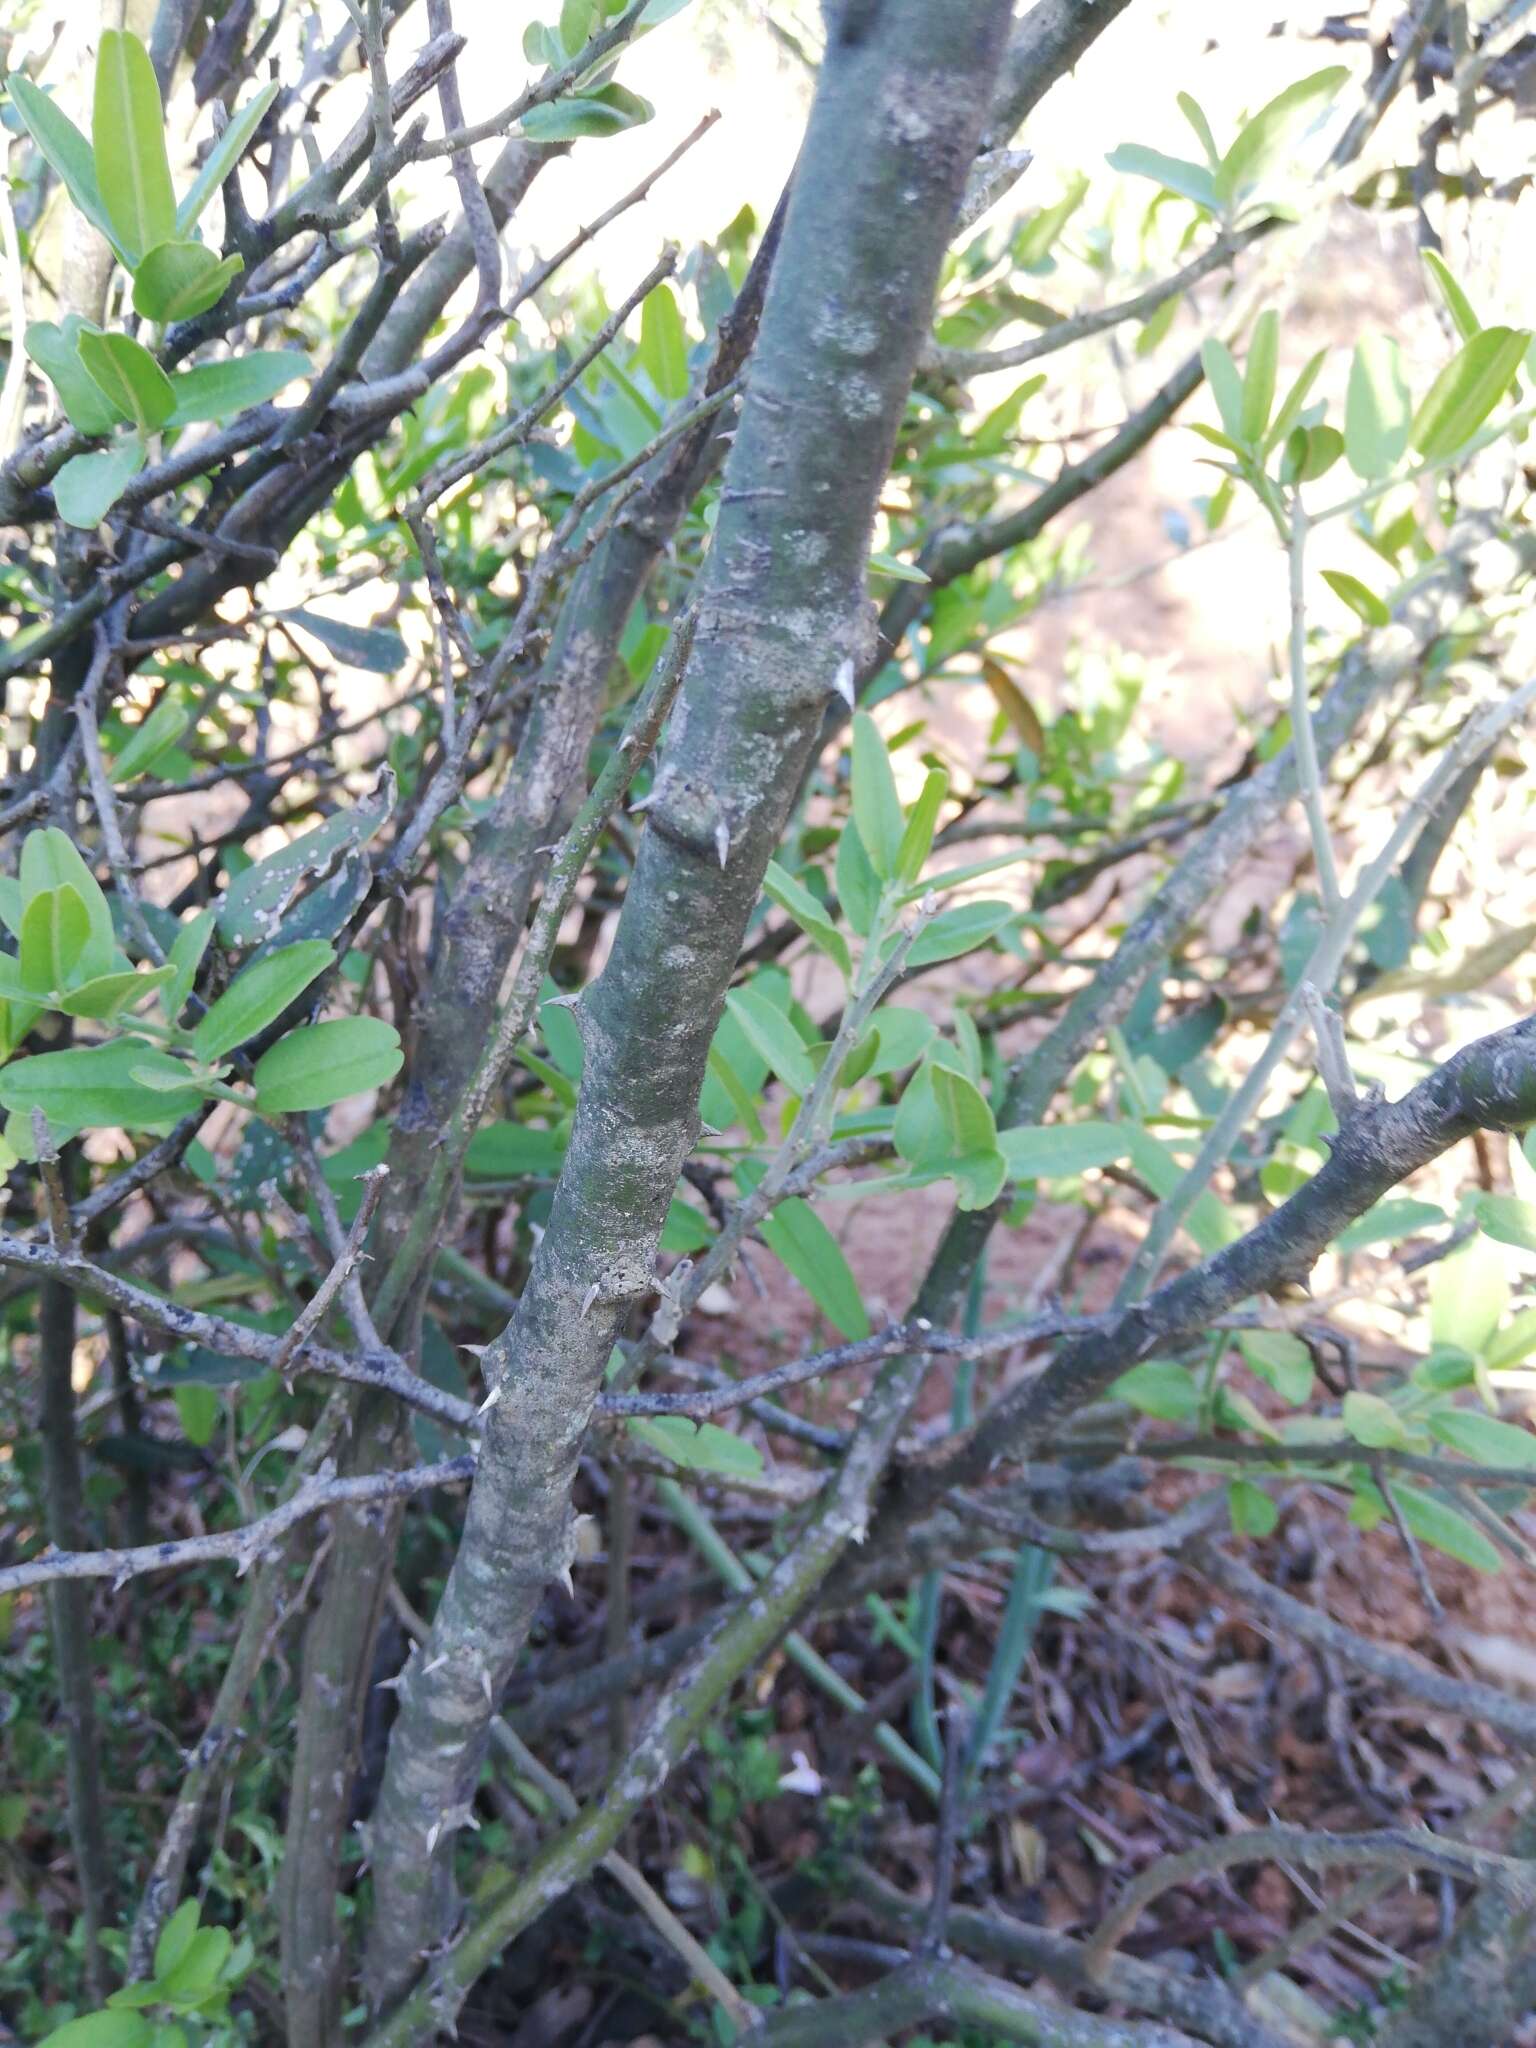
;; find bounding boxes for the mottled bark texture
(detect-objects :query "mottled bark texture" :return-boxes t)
[359,0,1013,2008]
[276,193,784,2048]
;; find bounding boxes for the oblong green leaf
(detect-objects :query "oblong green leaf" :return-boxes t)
[1218,67,1347,207]
[1200,337,1246,441]
[998,1121,1127,1181]
[58,964,172,1022]
[25,318,126,434]
[1410,326,1530,461]
[176,79,278,232]
[1421,248,1480,341]
[93,28,176,263]
[251,1017,402,1112]
[1388,1483,1502,1573]
[895,767,948,885]
[7,75,129,260]
[724,986,815,1097]
[1105,143,1218,211]
[1344,334,1411,480]
[36,2010,153,2048]
[19,885,91,995]
[167,349,310,427]
[131,240,243,323]
[0,1039,205,1134]
[76,329,174,433]
[53,437,146,528]
[638,282,688,400]
[520,82,654,141]
[110,694,192,783]
[192,940,333,1063]
[759,1196,869,1340]
[1321,569,1389,628]
[850,711,905,880]
[281,607,407,675]
[1428,1407,1536,1471]
[1240,309,1279,443]
[905,899,1014,967]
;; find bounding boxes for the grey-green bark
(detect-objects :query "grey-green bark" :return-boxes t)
[359,0,1013,2009]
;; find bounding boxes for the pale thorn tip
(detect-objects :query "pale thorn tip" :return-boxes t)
[832,658,855,708]
[714,818,730,869]
[478,1382,501,1413]
[581,1281,601,1317]
[629,789,659,814]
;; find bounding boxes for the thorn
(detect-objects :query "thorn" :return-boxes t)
[481,1668,493,1707]
[629,790,658,814]
[831,658,856,708]
[557,1563,575,1598]
[581,1282,601,1318]
[375,1669,409,1693]
[543,992,580,1011]
[458,1341,490,1359]
[423,1654,448,1675]
[425,1821,441,1854]
[714,817,730,869]
[478,1381,501,1413]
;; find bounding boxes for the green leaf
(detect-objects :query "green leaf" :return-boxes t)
[1280,423,1344,483]
[1475,1192,1536,1254]
[177,79,278,232]
[1342,1389,1409,1450]
[21,828,116,960]
[1344,334,1411,480]
[173,1381,220,1448]
[863,1005,934,1077]
[1105,144,1218,211]
[76,329,174,433]
[724,986,816,1098]
[132,240,244,323]
[905,899,1014,967]
[192,940,333,1063]
[1262,347,1327,455]
[1240,309,1279,443]
[164,910,215,1022]
[252,1017,403,1113]
[53,437,146,528]
[25,318,127,434]
[850,712,905,879]
[1428,1408,1536,1471]
[520,82,654,142]
[1410,325,1531,461]
[759,1197,869,1340]
[895,767,948,885]
[997,1121,1126,1182]
[868,550,929,583]
[626,1415,764,1477]
[1111,1359,1199,1422]
[154,1900,202,1981]
[93,28,177,264]
[1431,1232,1508,1357]
[19,886,93,994]
[1388,1484,1502,1573]
[1228,1479,1279,1537]
[762,862,851,981]
[218,776,393,943]
[1487,1308,1536,1372]
[111,695,191,783]
[638,282,688,400]
[1176,91,1220,168]
[36,2012,153,2048]
[7,76,128,261]
[1200,336,1246,440]
[167,350,310,427]
[0,1039,205,1135]
[1321,569,1389,628]
[59,965,172,1022]
[1238,1330,1313,1406]
[834,820,881,938]
[1333,1198,1446,1253]
[1217,68,1347,208]
[1421,248,1480,341]
[281,607,406,675]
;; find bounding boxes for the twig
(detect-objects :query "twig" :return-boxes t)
[271,1166,390,1376]
[0,1455,476,1598]
[1084,1821,1534,1984]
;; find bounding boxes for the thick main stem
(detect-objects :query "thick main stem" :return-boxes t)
[360,0,1012,2011]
